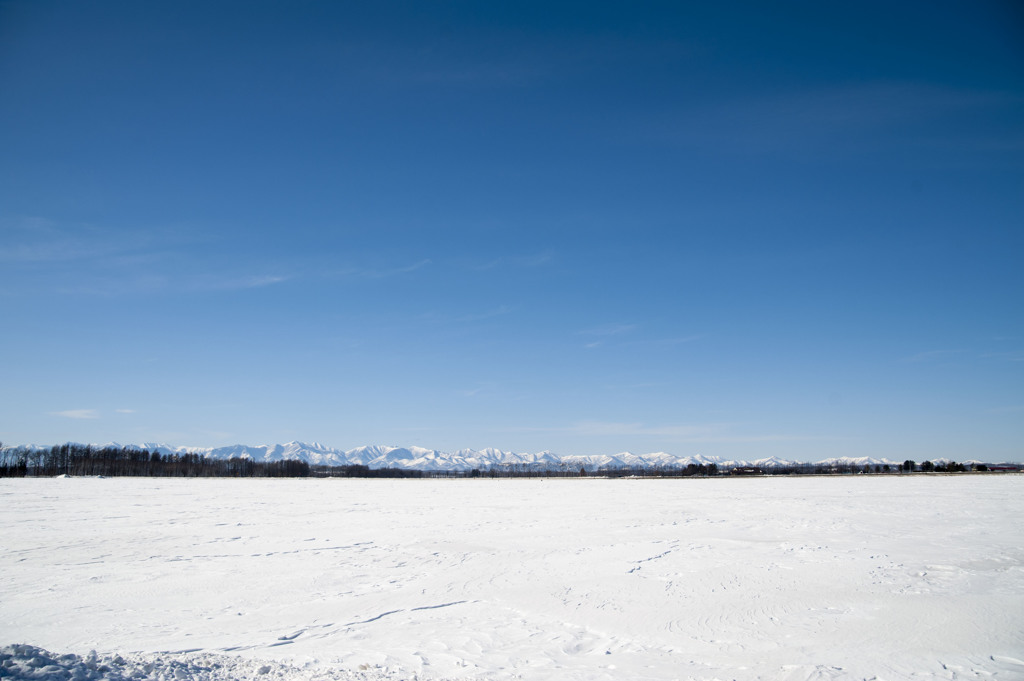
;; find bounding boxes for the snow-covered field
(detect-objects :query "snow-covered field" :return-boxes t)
[2,476,1022,681]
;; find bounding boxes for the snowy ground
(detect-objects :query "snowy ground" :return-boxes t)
[2,476,1022,681]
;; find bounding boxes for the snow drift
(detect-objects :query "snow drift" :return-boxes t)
[2,475,1023,680]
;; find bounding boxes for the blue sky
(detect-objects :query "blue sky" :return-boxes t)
[1,1,1022,461]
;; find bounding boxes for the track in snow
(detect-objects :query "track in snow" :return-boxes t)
[2,476,1023,680]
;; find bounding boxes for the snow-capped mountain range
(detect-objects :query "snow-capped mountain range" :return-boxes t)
[8,441,911,471]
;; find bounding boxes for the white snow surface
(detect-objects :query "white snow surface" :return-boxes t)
[2,476,1023,681]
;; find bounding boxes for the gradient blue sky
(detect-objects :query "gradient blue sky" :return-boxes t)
[2,1,1022,461]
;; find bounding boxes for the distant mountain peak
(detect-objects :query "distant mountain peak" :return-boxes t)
[4,441,910,471]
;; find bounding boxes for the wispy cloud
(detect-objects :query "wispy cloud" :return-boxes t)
[376,259,432,278]
[472,251,554,271]
[906,348,1024,364]
[332,259,432,279]
[416,304,514,326]
[580,323,637,349]
[2,218,296,297]
[980,351,1024,363]
[623,334,703,348]
[581,323,636,337]
[52,271,291,297]
[115,409,136,414]
[193,274,291,291]
[4,218,437,299]
[0,218,102,263]
[457,305,513,323]
[646,83,1022,158]
[52,409,99,419]
[459,382,499,398]
[0,217,202,266]
[904,349,967,363]
[338,36,560,89]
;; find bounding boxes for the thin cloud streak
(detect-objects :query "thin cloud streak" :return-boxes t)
[415,305,514,326]
[52,409,99,419]
[579,326,700,350]
[3,218,295,297]
[330,259,433,279]
[52,272,291,297]
[979,351,1024,363]
[457,305,513,323]
[580,323,636,337]
[471,251,554,271]
[195,274,291,291]
[904,349,967,363]
[623,334,703,348]
[645,82,1022,157]
[0,218,205,265]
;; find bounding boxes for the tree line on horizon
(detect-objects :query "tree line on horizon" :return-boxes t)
[0,443,1009,479]
[0,443,310,478]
